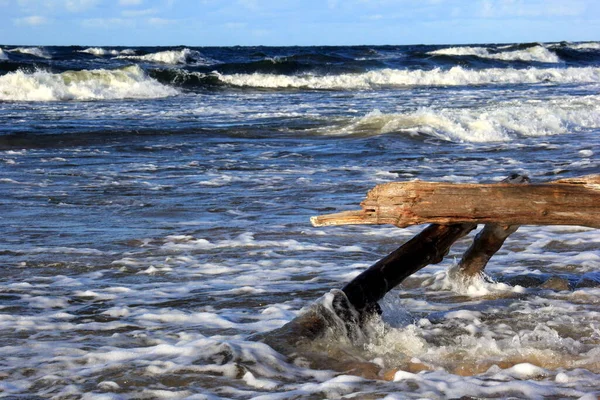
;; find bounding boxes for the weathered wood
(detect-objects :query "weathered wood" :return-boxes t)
[455,224,519,276]
[456,173,528,277]
[311,175,600,229]
[342,223,476,313]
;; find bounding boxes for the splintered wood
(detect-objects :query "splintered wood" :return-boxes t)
[310,175,600,229]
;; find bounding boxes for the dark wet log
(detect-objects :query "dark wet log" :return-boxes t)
[311,175,600,229]
[342,223,476,312]
[455,224,518,276]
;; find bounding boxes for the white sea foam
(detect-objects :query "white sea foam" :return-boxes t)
[330,95,600,142]
[568,42,600,51]
[115,48,206,64]
[215,66,600,89]
[429,45,561,63]
[0,65,178,101]
[79,47,135,56]
[0,48,8,60]
[8,47,51,59]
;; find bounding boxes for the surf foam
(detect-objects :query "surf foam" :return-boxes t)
[115,48,205,64]
[330,95,600,142]
[0,65,178,101]
[8,47,52,59]
[215,66,600,90]
[0,48,8,60]
[79,47,135,56]
[568,42,600,51]
[429,45,561,63]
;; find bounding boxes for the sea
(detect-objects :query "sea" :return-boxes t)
[1,42,599,399]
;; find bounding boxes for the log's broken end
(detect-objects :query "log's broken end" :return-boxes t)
[310,175,600,229]
[310,210,374,227]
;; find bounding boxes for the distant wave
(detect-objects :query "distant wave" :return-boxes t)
[115,48,211,65]
[428,45,561,63]
[327,95,600,142]
[8,47,52,59]
[0,48,8,61]
[79,47,136,56]
[214,66,600,89]
[568,42,600,51]
[0,65,178,101]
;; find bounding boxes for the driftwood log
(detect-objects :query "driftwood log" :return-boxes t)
[455,173,528,276]
[260,175,598,375]
[311,175,600,229]
[312,174,600,313]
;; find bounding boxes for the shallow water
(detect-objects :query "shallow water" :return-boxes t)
[1,42,599,399]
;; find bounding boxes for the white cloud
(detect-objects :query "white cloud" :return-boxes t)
[81,17,133,28]
[119,0,143,5]
[478,0,586,18]
[122,7,157,17]
[224,22,247,29]
[147,17,176,25]
[237,0,258,11]
[14,15,49,26]
[65,0,100,12]
[16,0,100,12]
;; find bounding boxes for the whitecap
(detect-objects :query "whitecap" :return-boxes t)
[325,94,600,142]
[0,48,8,61]
[78,47,133,56]
[0,65,178,101]
[568,42,600,51]
[115,48,208,65]
[429,45,561,63]
[215,66,600,90]
[8,47,52,59]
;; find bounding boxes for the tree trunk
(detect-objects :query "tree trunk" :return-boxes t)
[311,175,600,229]
[342,223,476,313]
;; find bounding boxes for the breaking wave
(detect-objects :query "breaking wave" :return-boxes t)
[329,95,600,142]
[8,46,52,59]
[115,48,209,65]
[79,47,135,56]
[0,48,8,61]
[428,45,561,63]
[0,65,178,101]
[215,66,600,89]
[568,42,600,51]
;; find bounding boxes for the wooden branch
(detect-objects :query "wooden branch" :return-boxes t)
[456,173,528,276]
[342,223,476,312]
[311,175,600,229]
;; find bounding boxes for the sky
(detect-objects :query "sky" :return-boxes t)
[1,0,599,46]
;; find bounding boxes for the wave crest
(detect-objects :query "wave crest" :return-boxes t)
[215,66,600,90]
[115,48,210,65]
[8,47,52,59]
[328,95,600,142]
[569,42,600,51]
[428,45,561,63]
[0,65,178,101]
[79,47,135,56]
[0,48,8,61]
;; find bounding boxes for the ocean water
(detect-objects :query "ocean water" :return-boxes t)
[0,42,599,399]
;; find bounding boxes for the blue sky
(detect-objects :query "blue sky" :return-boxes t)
[1,0,599,46]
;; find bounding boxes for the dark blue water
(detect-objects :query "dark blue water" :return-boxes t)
[1,42,599,398]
